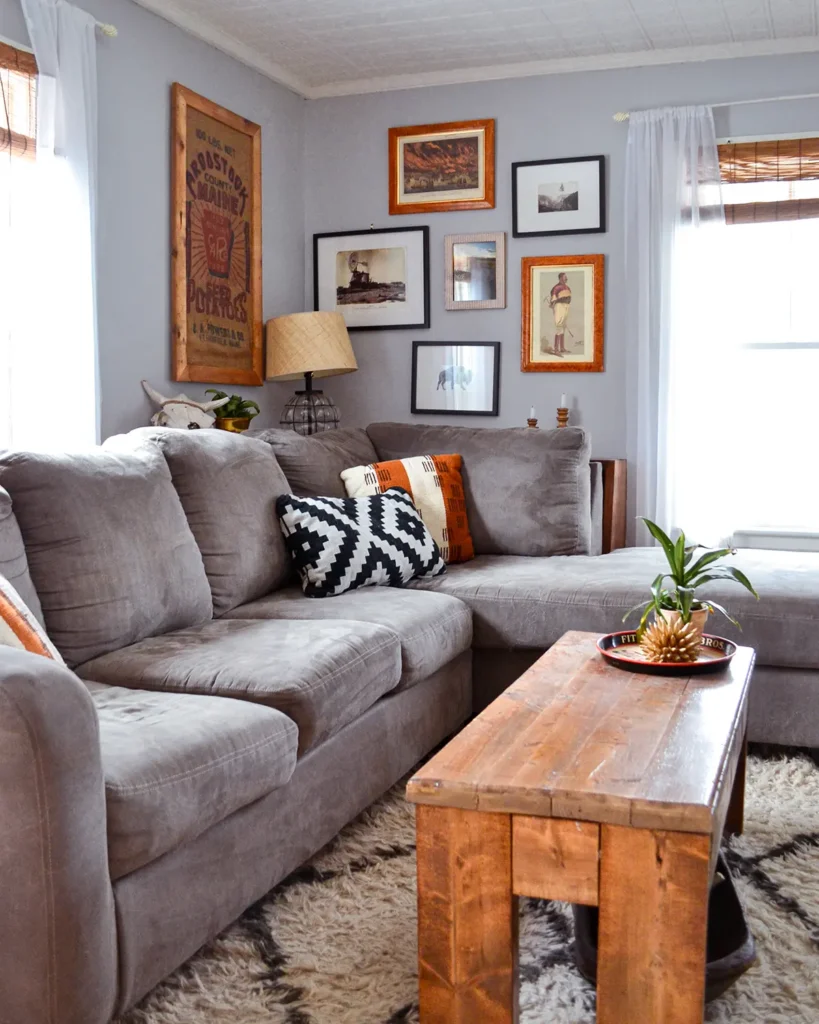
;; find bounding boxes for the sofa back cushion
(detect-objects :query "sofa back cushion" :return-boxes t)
[117,428,292,614]
[0,445,213,667]
[249,427,378,498]
[366,423,592,556]
[0,486,44,624]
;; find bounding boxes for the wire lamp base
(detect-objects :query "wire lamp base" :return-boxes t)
[280,388,340,436]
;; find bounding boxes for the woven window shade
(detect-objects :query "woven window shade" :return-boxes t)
[719,138,819,224]
[0,42,37,162]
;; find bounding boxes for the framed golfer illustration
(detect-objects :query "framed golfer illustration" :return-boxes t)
[521,254,604,373]
[411,341,500,416]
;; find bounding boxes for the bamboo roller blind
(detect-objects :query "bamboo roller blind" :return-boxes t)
[0,41,37,162]
[719,138,819,224]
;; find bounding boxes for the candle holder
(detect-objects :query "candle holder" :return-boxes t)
[557,407,569,428]
[527,417,538,429]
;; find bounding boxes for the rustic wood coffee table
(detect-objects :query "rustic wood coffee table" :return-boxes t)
[407,630,755,1024]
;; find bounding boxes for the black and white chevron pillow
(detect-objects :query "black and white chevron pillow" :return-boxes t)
[276,486,446,598]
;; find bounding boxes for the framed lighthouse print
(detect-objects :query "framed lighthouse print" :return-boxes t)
[521,254,605,373]
[313,226,430,331]
[171,84,263,385]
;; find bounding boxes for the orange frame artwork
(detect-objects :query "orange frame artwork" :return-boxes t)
[521,254,605,373]
[389,119,495,215]
[171,83,264,385]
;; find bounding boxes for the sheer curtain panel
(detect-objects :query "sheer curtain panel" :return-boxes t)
[625,106,726,546]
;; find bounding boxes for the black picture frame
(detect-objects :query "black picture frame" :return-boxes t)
[411,341,500,417]
[312,225,430,331]
[512,155,606,238]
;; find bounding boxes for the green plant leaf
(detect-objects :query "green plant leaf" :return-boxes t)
[683,547,734,584]
[623,598,651,623]
[701,599,741,630]
[673,532,687,581]
[677,586,697,622]
[683,543,700,567]
[639,517,678,573]
[205,388,227,400]
[688,567,759,597]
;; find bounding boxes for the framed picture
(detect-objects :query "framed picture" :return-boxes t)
[411,341,500,416]
[521,255,604,373]
[444,232,506,310]
[313,226,430,332]
[512,155,605,238]
[389,119,495,215]
[171,84,263,385]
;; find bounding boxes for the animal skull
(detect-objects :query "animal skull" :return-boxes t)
[141,380,230,430]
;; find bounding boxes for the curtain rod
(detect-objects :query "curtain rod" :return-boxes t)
[614,91,819,121]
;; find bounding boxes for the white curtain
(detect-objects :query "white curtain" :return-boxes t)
[10,0,99,450]
[625,106,728,546]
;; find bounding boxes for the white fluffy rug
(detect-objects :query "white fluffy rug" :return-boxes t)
[119,754,819,1024]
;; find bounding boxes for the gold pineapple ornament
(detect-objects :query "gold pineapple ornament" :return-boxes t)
[640,617,701,664]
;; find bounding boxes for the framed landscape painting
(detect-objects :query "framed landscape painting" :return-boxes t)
[389,119,495,215]
[411,341,500,416]
[444,232,506,310]
[521,254,604,373]
[171,83,263,385]
[313,226,430,331]
[512,155,605,237]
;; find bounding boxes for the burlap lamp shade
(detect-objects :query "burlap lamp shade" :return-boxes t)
[265,312,358,435]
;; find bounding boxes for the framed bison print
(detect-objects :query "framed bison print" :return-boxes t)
[389,119,495,215]
[171,84,263,385]
[411,341,500,416]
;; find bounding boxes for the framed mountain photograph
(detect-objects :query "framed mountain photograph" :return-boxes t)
[389,119,495,215]
[313,226,430,331]
[512,155,605,238]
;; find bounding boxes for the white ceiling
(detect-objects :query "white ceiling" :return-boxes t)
[133,0,819,98]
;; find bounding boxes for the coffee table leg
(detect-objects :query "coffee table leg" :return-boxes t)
[416,805,518,1023]
[725,730,747,836]
[597,825,710,1024]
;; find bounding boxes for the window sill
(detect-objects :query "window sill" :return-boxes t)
[732,528,819,553]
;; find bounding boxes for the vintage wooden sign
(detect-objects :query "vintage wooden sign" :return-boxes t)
[171,84,263,385]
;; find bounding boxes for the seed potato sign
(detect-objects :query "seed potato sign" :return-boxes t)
[171,84,263,385]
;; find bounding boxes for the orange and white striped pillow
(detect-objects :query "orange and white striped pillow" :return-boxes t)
[341,454,474,564]
[0,576,63,662]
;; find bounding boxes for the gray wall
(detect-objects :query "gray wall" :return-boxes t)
[1,0,305,438]
[304,53,819,462]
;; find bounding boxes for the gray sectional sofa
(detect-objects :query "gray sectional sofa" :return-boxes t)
[0,422,815,1023]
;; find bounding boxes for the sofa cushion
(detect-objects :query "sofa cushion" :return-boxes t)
[86,682,298,880]
[78,618,402,754]
[409,548,819,670]
[366,423,592,557]
[0,486,43,625]
[113,428,292,614]
[226,585,472,689]
[249,426,378,498]
[0,446,212,667]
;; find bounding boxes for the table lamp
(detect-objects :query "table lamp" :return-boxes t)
[265,311,358,435]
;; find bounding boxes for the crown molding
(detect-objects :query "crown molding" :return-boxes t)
[306,36,819,99]
[128,0,311,97]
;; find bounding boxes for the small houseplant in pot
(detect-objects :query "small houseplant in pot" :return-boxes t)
[624,517,759,643]
[204,390,261,433]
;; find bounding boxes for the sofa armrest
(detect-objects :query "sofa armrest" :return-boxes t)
[591,459,628,554]
[0,650,117,1024]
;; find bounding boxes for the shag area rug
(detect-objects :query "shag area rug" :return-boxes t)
[120,754,819,1024]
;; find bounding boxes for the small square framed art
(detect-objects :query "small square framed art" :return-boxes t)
[411,341,500,416]
[313,226,430,331]
[512,155,605,237]
[444,232,506,310]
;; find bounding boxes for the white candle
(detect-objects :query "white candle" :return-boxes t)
[560,393,567,408]
[530,405,535,419]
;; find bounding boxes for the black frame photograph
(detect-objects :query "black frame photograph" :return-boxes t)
[313,226,430,331]
[512,155,606,238]
[411,341,500,416]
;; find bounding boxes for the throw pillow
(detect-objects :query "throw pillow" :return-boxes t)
[0,575,64,663]
[340,454,474,564]
[276,487,445,598]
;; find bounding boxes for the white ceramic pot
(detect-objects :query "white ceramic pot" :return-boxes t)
[659,606,710,640]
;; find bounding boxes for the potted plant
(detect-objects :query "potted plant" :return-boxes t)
[625,517,759,639]
[204,390,261,433]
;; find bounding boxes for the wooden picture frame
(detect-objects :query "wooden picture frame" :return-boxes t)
[411,341,500,416]
[313,226,430,332]
[444,232,506,310]
[171,83,263,385]
[512,155,606,238]
[389,119,495,215]
[521,254,605,373]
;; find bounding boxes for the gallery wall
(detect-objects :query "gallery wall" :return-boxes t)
[303,53,819,463]
[0,0,305,439]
